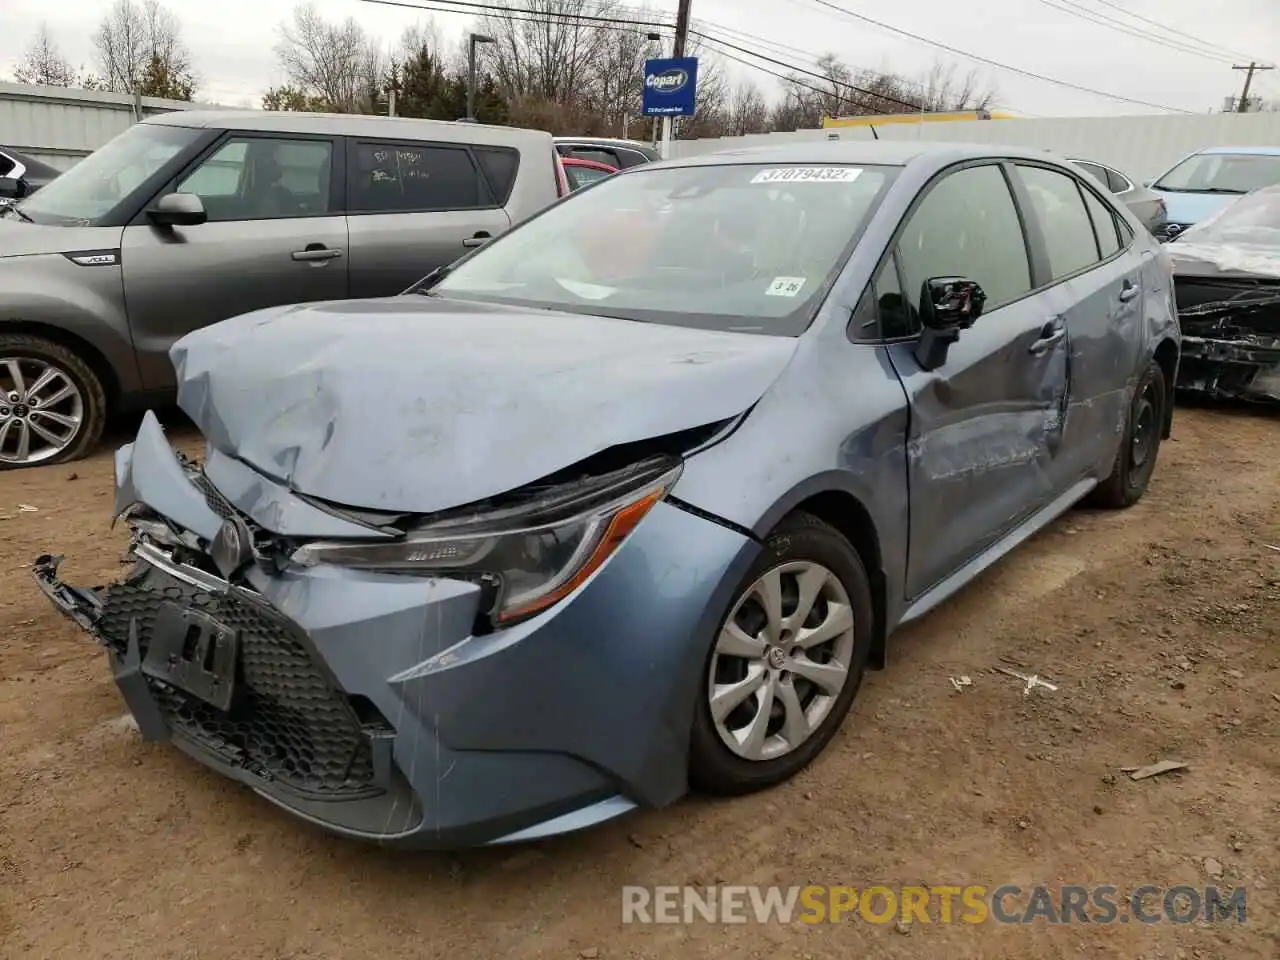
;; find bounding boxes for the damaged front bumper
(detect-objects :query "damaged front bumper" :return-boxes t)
[33,412,756,848]
[1174,289,1280,402]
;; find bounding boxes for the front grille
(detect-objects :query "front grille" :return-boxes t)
[97,573,379,800]
[194,473,235,521]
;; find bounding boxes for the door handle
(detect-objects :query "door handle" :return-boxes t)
[1028,320,1066,356]
[292,245,342,262]
[462,231,492,248]
[1118,280,1140,302]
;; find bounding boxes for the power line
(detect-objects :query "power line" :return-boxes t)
[1030,0,1233,64]
[360,0,669,31]
[699,36,893,116]
[692,30,925,112]
[1084,0,1265,64]
[795,0,1194,113]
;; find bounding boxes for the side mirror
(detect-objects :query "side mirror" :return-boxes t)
[914,276,986,372]
[147,192,207,228]
[0,176,26,200]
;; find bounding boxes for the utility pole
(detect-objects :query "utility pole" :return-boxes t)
[1232,62,1274,113]
[660,0,693,160]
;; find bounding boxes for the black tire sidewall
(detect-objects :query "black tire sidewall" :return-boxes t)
[688,513,874,794]
[0,334,107,468]
[1121,360,1166,501]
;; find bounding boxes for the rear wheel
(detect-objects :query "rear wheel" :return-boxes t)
[0,334,107,469]
[689,512,874,795]
[1088,358,1166,509]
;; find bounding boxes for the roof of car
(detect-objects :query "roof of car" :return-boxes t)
[554,136,657,149]
[1194,145,1280,156]
[143,110,554,147]
[665,139,1079,169]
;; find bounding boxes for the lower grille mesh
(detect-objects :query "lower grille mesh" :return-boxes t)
[98,574,378,799]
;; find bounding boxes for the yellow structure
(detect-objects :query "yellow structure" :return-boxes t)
[822,110,1017,128]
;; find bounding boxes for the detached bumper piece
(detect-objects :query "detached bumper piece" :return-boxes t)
[1174,282,1280,402]
[33,551,417,836]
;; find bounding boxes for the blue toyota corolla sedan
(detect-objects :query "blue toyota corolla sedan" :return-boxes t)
[34,141,1181,848]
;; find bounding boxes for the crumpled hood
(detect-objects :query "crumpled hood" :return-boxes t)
[1168,240,1280,281]
[172,295,799,513]
[0,217,122,260]
[1154,191,1239,227]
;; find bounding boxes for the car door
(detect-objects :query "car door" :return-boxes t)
[121,131,347,391]
[1012,162,1144,483]
[345,138,512,298]
[879,161,1073,598]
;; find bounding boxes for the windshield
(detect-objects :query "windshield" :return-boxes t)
[15,123,202,225]
[1153,152,1280,195]
[430,162,896,335]
[1177,187,1280,246]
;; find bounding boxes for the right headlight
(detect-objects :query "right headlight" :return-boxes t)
[290,458,683,625]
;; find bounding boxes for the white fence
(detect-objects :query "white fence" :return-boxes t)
[0,81,228,170]
[672,112,1280,183]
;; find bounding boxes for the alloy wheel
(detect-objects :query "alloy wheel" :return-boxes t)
[707,561,857,761]
[0,357,86,466]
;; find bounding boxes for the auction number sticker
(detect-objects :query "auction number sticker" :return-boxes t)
[766,277,807,297]
[750,167,862,184]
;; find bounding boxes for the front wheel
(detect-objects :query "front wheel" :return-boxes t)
[1088,358,1166,509]
[688,511,874,795]
[0,334,107,469]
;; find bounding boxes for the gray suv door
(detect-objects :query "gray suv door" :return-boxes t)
[120,132,348,390]
[344,138,513,297]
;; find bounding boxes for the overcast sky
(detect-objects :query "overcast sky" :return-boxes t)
[1,0,1277,117]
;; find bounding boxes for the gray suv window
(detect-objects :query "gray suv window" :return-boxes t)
[1017,165,1099,279]
[351,142,487,213]
[897,164,1032,311]
[177,137,333,221]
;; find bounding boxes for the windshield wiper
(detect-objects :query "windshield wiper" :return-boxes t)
[1156,186,1245,195]
[1,204,34,223]
[409,263,454,296]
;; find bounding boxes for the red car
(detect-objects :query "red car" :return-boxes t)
[560,156,618,192]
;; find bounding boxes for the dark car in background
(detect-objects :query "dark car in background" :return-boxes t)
[555,136,660,168]
[0,147,62,207]
[1166,183,1280,402]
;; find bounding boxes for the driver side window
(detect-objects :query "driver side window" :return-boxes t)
[176,136,333,222]
[895,164,1033,318]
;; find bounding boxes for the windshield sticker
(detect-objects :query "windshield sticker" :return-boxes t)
[750,167,862,184]
[766,277,807,297]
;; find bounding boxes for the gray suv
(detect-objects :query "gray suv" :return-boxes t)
[0,111,561,469]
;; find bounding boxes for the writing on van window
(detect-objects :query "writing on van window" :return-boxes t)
[354,142,485,212]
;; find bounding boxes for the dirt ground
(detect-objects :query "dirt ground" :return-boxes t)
[1,405,1278,960]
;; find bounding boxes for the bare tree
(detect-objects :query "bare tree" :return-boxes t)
[274,2,387,113]
[13,24,79,87]
[93,0,196,98]
[723,81,770,136]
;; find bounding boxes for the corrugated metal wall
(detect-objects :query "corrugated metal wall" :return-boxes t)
[673,112,1280,182]
[0,82,228,170]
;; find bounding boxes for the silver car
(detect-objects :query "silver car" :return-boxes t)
[1070,158,1167,234]
[0,111,561,469]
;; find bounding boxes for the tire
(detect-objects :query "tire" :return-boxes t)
[1088,358,1166,509]
[689,511,874,795]
[0,333,107,470]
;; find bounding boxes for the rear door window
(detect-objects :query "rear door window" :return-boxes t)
[1016,164,1102,279]
[349,141,491,213]
[1080,186,1122,259]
